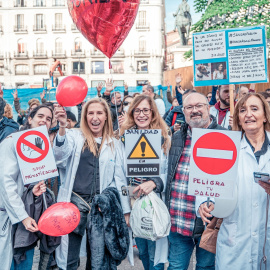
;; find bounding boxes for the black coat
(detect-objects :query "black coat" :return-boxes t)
[165,116,226,237]
[87,187,130,270]
[165,106,185,133]
[13,186,61,264]
[0,117,19,143]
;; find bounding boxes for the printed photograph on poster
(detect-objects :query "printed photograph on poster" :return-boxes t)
[212,62,227,80]
[195,63,211,81]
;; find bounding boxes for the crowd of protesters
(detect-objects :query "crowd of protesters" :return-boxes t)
[0,76,270,270]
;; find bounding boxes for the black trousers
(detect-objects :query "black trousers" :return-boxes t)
[65,232,91,270]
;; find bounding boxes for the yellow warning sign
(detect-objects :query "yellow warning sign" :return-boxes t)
[127,134,159,159]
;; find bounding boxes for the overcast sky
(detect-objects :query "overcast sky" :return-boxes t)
[165,0,203,32]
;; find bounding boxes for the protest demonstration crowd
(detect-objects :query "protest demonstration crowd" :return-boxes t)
[1,0,270,270]
[0,76,270,270]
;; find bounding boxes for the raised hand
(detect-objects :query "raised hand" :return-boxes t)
[12,89,18,99]
[124,82,128,91]
[40,90,45,100]
[96,82,103,92]
[175,73,182,85]
[54,104,67,126]
[105,79,114,93]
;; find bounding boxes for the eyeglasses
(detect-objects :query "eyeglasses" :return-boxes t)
[184,103,208,112]
[133,108,152,115]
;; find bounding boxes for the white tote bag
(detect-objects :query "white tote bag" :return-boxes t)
[130,192,171,241]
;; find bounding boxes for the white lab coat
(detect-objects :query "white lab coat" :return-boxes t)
[155,98,166,117]
[118,140,169,266]
[53,129,131,270]
[0,136,29,269]
[199,133,270,270]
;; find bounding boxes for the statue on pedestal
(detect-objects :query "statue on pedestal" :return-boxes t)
[173,0,192,46]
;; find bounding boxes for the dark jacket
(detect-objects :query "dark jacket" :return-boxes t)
[13,186,61,264]
[0,117,19,143]
[165,106,185,133]
[165,116,226,237]
[87,187,130,270]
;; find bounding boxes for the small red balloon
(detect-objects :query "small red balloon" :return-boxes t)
[56,76,88,107]
[67,0,140,58]
[38,202,80,237]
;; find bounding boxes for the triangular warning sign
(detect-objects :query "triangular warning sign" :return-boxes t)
[127,134,159,159]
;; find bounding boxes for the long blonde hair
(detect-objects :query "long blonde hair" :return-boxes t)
[4,104,13,119]
[80,98,114,156]
[233,93,270,133]
[120,95,171,154]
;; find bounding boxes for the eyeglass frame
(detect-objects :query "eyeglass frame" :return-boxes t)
[133,108,152,115]
[183,103,209,112]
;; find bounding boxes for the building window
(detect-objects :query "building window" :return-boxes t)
[0,66,4,75]
[55,13,62,29]
[74,38,82,52]
[111,61,124,74]
[137,80,148,86]
[15,0,25,7]
[91,61,104,74]
[16,14,24,30]
[138,11,146,26]
[113,80,124,87]
[91,80,106,88]
[15,64,29,75]
[35,14,44,30]
[17,39,25,54]
[34,64,48,75]
[53,0,65,6]
[137,60,148,73]
[36,38,44,54]
[73,62,85,74]
[35,0,45,6]
[55,38,62,54]
[139,36,146,52]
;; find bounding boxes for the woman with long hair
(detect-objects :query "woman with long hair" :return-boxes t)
[54,98,131,270]
[199,93,270,269]
[120,95,171,270]
[0,105,52,269]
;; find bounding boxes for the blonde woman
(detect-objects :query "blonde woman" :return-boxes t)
[120,95,171,270]
[54,98,130,270]
[4,103,14,119]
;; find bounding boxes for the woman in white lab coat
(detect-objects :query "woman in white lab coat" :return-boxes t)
[199,93,270,270]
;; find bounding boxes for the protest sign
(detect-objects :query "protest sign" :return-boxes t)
[188,129,241,199]
[13,125,58,185]
[193,25,268,87]
[125,129,161,177]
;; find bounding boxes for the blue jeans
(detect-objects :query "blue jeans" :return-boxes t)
[168,231,215,270]
[135,237,164,270]
[10,248,35,270]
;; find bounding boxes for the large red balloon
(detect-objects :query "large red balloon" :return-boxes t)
[56,76,88,107]
[38,202,80,237]
[67,0,140,58]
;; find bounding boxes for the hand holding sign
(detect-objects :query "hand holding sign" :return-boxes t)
[32,180,46,197]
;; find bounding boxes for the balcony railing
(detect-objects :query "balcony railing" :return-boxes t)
[33,1,46,7]
[90,50,105,57]
[52,51,66,58]
[33,25,46,32]
[14,1,27,7]
[136,23,150,31]
[73,69,85,74]
[52,25,66,32]
[15,70,29,75]
[14,26,28,32]
[14,52,28,58]
[34,70,47,75]
[71,24,79,31]
[33,52,47,58]
[52,0,65,6]
[71,50,86,57]
[134,50,150,57]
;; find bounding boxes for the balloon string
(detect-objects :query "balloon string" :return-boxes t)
[109,58,120,136]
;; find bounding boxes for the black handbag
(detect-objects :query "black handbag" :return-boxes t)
[70,191,91,236]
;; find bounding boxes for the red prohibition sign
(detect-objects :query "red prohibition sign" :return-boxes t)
[16,130,49,163]
[193,132,237,175]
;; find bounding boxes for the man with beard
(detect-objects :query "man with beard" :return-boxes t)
[210,85,236,128]
[165,92,225,269]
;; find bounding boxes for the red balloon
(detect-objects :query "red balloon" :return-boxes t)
[67,0,140,58]
[38,202,80,237]
[56,76,88,107]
